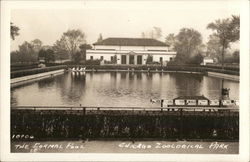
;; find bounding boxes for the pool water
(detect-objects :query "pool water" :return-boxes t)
[11,72,239,107]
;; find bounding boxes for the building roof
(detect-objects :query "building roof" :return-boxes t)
[93,37,169,47]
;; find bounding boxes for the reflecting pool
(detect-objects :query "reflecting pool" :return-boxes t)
[11,72,239,107]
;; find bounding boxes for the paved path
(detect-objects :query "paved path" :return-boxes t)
[208,72,239,81]
[11,69,64,87]
[11,140,238,154]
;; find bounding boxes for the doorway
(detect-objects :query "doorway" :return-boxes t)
[121,55,127,64]
[129,55,134,65]
[137,55,142,65]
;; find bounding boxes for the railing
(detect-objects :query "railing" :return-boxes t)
[11,106,239,111]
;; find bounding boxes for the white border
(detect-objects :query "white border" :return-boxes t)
[1,1,249,161]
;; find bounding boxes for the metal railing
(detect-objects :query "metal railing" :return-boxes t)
[11,106,239,112]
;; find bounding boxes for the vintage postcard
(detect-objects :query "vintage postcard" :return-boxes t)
[1,0,249,161]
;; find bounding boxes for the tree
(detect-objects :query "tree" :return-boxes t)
[188,53,204,65]
[38,49,46,57]
[97,34,103,42]
[165,33,176,51]
[175,28,203,63]
[146,55,153,64]
[53,39,70,61]
[17,41,38,63]
[53,29,86,61]
[230,15,240,41]
[141,27,162,39]
[11,39,43,64]
[11,51,21,63]
[73,51,82,63]
[31,39,43,52]
[79,44,92,61]
[232,50,239,63]
[10,22,20,40]
[206,34,222,61]
[207,15,240,68]
[38,49,55,63]
[153,27,162,39]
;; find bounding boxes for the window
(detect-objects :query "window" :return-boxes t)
[129,55,134,64]
[137,55,142,64]
[100,56,104,60]
[121,55,127,64]
[90,56,93,60]
[160,57,163,63]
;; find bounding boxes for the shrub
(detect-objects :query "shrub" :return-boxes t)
[85,59,101,65]
[11,63,38,72]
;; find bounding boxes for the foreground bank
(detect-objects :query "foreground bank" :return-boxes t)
[11,107,239,141]
[11,140,238,154]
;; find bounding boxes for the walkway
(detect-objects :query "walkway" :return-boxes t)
[11,69,65,88]
[208,72,239,82]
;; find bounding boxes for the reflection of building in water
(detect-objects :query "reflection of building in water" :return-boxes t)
[86,38,177,65]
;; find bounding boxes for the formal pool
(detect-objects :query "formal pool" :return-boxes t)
[11,72,239,107]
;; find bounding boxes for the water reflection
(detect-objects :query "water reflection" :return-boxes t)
[61,72,86,104]
[11,72,239,107]
[38,77,55,89]
[174,73,203,97]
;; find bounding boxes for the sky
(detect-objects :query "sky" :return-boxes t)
[10,1,240,51]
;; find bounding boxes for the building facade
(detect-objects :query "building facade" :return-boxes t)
[86,38,177,65]
[201,57,214,65]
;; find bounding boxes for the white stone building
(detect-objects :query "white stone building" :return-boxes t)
[86,38,177,65]
[201,57,214,65]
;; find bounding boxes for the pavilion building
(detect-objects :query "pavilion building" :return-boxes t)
[86,37,177,65]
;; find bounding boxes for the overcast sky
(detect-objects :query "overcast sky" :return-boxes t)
[10,1,240,51]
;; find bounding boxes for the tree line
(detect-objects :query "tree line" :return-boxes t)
[11,27,92,64]
[11,15,239,65]
[165,15,239,65]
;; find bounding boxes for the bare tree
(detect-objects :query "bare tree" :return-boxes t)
[53,29,86,61]
[141,27,162,39]
[165,33,176,51]
[153,27,162,39]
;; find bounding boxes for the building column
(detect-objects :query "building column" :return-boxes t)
[126,55,129,65]
[142,55,147,65]
[117,55,121,64]
[134,55,137,65]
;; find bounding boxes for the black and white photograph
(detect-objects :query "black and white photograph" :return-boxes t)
[1,0,249,161]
